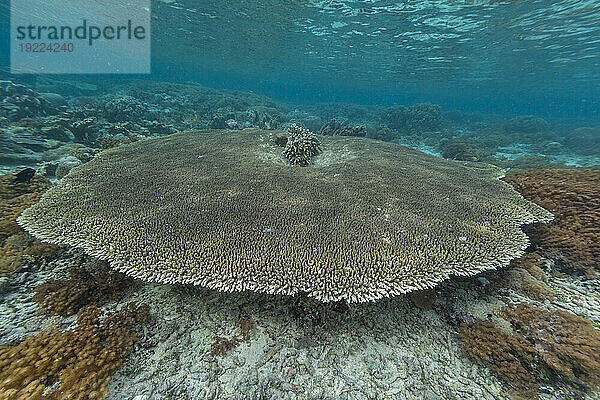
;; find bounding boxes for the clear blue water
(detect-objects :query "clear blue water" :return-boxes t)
[1,0,599,123]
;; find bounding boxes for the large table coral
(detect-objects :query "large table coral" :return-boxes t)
[18,129,552,302]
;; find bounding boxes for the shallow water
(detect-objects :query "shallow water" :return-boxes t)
[1,1,599,399]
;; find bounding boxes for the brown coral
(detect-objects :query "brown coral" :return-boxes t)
[460,320,539,399]
[492,253,555,301]
[210,317,254,357]
[503,169,600,276]
[499,303,600,388]
[461,304,600,399]
[33,265,134,316]
[0,174,56,276]
[0,302,149,400]
[0,232,58,276]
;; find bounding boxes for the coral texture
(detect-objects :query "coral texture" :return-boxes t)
[210,317,254,357]
[0,232,58,276]
[381,103,443,135]
[461,304,600,399]
[499,303,600,388]
[0,302,149,400]
[503,169,600,276]
[283,124,322,166]
[319,119,367,137]
[0,174,56,276]
[460,320,539,399]
[33,266,133,316]
[492,253,555,301]
[18,129,552,302]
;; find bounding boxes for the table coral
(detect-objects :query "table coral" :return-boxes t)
[0,302,149,400]
[504,169,600,277]
[18,129,552,303]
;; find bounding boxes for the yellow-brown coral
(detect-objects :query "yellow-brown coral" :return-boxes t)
[18,130,552,302]
[0,174,55,276]
[503,169,600,276]
[0,232,58,276]
[461,303,600,399]
[210,317,254,357]
[0,302,149,400]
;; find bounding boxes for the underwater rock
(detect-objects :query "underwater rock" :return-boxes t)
[503,115,550,134]
[381,103,444,135]
[41,144,96,180]
[18,129,552,303]
[54,156,82,180]
[563,127,600,156]
[38,92,67,108]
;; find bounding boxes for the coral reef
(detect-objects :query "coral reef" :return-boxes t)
[563,127,600,156]
[101,137,132,150]
[0,302,149,400]
[500,303,600,389]
[0,232,58,276]
[461,303,600,399]
[33,265,134,316]
[18,129,552,303]
[0,173,56,276]
[440,140,481,161]
[503,169,600,276]
[0,81,62,121]
[319,119,367,137]
[503,115,550,135]
[460,320,539,399]
[283,124,322,166]
[101,95,152,123]
[0,173,51,242]
[380,103,444,135]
